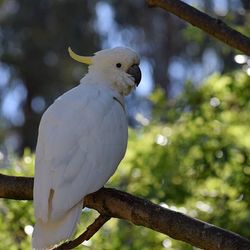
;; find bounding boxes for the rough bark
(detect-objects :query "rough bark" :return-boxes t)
[0,174,249,250]
[147,0,250,55]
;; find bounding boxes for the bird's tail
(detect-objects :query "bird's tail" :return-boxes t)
[32,202,82,250]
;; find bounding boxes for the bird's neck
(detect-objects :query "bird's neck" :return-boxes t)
[80,72,125,96]
[80,72,124,100]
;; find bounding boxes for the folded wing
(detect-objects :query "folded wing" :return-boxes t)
[34,83,127,225]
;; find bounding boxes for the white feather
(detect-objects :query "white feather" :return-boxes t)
[32,47,140,249]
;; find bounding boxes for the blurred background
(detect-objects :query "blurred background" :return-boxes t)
[0,0,250,249]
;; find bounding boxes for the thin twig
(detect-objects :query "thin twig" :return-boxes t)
[147,0,250,55]
[53,214,111,250]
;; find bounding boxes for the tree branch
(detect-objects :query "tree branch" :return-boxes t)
[53,214,111,250]
[0,174,33,200]
[0,174,249,250]
[147,0,250,55]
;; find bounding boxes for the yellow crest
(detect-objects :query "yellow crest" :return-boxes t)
[68,47,92,65]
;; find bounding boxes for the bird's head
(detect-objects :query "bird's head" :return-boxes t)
[69,47,141,95]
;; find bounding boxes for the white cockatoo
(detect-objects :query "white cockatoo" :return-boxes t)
[32,47,141,249]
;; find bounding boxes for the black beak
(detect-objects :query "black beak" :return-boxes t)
[127,64,141,86]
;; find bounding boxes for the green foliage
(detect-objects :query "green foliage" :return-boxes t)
[1,71,250,249]
[0,150,34,249]
[105,70,250,249]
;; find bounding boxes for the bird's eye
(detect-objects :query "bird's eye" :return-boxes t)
[116,63,122,68]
